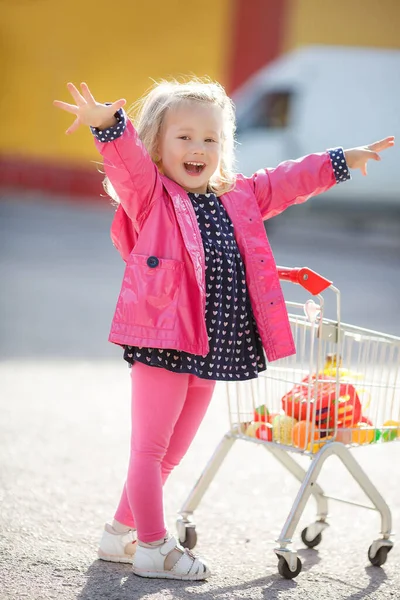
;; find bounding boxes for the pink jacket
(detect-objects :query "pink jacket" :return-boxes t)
[95,120,336,361]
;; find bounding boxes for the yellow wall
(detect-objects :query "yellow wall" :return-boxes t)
[284,0,400,52]
[3,0,399,166]
[0,0,232,162]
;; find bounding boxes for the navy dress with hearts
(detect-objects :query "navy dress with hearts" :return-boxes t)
[123,191,267,381]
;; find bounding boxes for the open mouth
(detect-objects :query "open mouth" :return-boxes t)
[184,161,206,176]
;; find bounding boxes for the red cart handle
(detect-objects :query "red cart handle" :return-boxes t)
[277,266,332,295]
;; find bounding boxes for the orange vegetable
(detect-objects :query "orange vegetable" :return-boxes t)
[351,424,376,445]
[292,420,319,448]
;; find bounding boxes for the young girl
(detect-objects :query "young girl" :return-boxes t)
[54,79,394,581]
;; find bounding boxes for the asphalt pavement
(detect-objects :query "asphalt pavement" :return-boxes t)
[1,193,400,599]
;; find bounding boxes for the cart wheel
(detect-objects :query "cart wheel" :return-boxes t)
[179,526,197,550]
[277,556,302,579]
[301,527,322,549]
[368,544,391,567]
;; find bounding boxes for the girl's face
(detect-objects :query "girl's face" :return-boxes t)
[157,101,223,194]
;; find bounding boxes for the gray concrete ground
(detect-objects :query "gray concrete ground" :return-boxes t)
[1,193,400,599]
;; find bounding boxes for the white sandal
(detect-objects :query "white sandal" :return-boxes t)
[97,523,137,564]
[133,535,211,580]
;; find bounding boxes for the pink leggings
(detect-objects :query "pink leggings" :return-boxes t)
[114,361,216,542]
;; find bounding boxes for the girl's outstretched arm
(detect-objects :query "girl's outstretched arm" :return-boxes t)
[54,83,163,230]
[247,137,395,221]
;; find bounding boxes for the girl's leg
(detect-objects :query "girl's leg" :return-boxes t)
[115,362,192,542]
[113,485,135,529]
[161,374,216,483]
[114,369,215,534]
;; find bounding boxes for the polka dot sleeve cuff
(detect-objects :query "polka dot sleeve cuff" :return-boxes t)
[328,147,351,184]
[90,107,126,142]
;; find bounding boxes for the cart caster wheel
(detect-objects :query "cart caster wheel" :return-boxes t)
[178,525,197,550]
[368,544,391,567]
[277,556,302,579]
[301,527,322,549]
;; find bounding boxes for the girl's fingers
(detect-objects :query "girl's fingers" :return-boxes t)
[110,98,127,112]
[53,100,79,114]
[369,151,381,162]
[368,137,395,152]
[66,116,80,135]
[67,82,86,106]
[363,150,381,162]
[80,82,96,105]
[360,151,380,175]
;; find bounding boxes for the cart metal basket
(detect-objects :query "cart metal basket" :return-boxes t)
[176,266,400,579]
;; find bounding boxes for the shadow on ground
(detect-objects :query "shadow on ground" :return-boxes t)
[76,552,388,600]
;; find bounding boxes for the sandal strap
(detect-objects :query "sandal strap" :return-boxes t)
[159,536,180,556]
[170,549,205,577]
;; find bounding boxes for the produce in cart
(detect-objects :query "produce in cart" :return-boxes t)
[292,420,320,448]
[281,375,362,429]
[272,415,297,444]
[245,421,273,441]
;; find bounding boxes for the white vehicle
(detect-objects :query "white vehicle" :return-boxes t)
[233,46,400,208]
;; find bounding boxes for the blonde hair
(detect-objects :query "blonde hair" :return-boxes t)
[104,76,237,201]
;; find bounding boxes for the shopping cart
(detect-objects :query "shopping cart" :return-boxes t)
[176,266,400,579]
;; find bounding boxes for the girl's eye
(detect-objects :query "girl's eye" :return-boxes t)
[205,138,216,143]
[179,136,190,140]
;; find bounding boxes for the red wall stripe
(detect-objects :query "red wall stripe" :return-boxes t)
[0,154,104,201]
[227,0,288,93]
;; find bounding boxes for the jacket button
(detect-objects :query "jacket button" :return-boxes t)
[147,256,159,268]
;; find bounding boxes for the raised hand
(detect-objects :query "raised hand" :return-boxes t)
[53,82,126,135]
[344,137,395,176]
